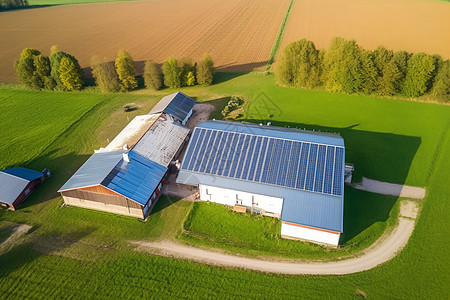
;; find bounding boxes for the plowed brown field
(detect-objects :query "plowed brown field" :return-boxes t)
[0,0,290,82]
[277,0,450,66]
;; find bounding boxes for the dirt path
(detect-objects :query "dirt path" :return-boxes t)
[132,201,417,275]
[352,177,426,199]
[0,224,32,253]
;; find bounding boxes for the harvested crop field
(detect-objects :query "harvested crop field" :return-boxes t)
[277,0,450,66]
[0,0,290,82]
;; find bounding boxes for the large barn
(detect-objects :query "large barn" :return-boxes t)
[176,120,345,246]
[59,93,195,218]
[0,167,49,210]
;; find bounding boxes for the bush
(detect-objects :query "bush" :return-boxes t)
[0,0,28,10]
[90,56,120,93]
[115,50,137,92]
[143,60,162,90]
[180,59,196,87]
[196,53,214,85]
[221,96,243,117]
[162,57,181,88]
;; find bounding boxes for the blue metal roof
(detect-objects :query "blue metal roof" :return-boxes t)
[149,92,196,122]
[59,150,167,206]
[58,151,124,192]
[176,120,345,232]
[2,167,43,181]
[102,151,167,206]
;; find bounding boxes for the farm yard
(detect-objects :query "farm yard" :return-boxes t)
[276,0,450,68]
[0,0,290,82]
[0,72,449,298]
[1,0,450,297]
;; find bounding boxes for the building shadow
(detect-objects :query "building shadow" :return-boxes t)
[239,118,421,243]
[0,150,91,212]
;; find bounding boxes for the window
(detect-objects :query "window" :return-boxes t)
[25,188,30,196]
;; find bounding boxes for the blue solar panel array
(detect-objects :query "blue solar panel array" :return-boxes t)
[181,127,344,197]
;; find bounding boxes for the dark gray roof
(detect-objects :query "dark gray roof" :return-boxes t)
[0,168,43,205]
[148,92,195,121]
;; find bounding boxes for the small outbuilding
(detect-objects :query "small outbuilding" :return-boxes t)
[148,92,196,125]
[0,167,49,210]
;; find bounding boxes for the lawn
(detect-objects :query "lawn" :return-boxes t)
[0,73,449,298]
[180,187,399,260]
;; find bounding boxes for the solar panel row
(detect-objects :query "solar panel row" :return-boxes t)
[184,128,344,196]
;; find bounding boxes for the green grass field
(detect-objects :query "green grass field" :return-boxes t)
[0,73,449,298]
[180,188,399,260]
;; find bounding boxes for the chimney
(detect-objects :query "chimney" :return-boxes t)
[123,152,130,162]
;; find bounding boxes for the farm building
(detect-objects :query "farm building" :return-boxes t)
[176,120,345,246]
[59,93,195,218]
[0,167,50,210]
[148,92,196,125]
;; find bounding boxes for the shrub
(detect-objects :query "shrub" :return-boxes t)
[221,96,243,117]
[143,60,162,90]
[115,50,137,92]
[196,53,214,85]
[162,57,181,88]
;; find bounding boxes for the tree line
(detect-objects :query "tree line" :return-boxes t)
[14,47,215,92]
[0,0,28,10]
[277,37,450,102]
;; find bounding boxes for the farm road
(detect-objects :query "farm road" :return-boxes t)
[132,201,418,275]
[352,177,426,199]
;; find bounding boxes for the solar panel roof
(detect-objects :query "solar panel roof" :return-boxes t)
[181,121,344,197]
[177,120,345,232]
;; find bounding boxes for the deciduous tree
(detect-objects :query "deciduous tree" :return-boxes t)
[162,57,181,88]
[403,53,435,97]
[143,60,162,90]
[115,50,137,92]
[196,54,214,85]
[91,56,120,93]
[59,56,83,91]
[431,60,450,102]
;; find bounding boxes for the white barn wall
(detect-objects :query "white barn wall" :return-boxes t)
[199,184,283,215]
[281,222,340,246]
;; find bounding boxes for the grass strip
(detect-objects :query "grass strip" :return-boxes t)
[266,0,295,71]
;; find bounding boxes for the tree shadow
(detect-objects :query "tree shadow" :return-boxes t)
[0,226,96,280]
[239,118,421,243]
